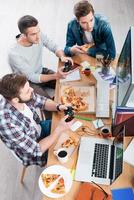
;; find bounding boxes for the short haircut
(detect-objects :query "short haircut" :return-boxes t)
[74,0,94,20]
[18,15,38,34]
[0,73,27,100]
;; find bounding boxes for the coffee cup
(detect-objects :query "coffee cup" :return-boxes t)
[54,148,68,163]
[100,126,110,138]
[84,68,91,76]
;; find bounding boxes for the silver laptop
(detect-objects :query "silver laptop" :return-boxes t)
[75,126,124,185]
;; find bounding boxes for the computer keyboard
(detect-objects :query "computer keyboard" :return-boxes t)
[96,81,110,118]
[92,143,109,178]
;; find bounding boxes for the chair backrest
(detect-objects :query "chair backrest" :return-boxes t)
[10,149,27,184]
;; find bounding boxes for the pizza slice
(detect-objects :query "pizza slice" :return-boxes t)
[81,43,94,52]
[61,86,88,112]
[41,173,60,188]
[71,96,88,112]
[51,177,65,194]
[61,136,77,148]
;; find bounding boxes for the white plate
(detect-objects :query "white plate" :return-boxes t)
[38,165,73,198]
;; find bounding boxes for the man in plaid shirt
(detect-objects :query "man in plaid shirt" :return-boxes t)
[0,74,72,166]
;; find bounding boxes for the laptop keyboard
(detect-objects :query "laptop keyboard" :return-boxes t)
[92,143,109,178]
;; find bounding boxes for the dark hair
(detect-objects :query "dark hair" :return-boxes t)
[0,73,27,100]
[18,15,38,34]
[74,0,94,20]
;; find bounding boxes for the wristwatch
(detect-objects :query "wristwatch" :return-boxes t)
[56,104,62,111]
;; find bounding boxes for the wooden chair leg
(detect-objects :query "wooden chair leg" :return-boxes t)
[20,166,27,184]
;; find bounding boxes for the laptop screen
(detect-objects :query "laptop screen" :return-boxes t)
[112,125,124,181]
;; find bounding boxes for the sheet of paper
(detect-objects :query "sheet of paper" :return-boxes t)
[70,121,83,132]
[60,69,81,83]
[124,138,134,166]
[93,67,116,89]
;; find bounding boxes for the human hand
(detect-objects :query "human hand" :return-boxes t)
[60,56,73,65]
[70,45,85,54]
[56,66,70,79]
[57,104,68,112]
[80,43,95,53]
[55,115,75,133]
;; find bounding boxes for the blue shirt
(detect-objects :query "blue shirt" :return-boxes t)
[64,14,116,59]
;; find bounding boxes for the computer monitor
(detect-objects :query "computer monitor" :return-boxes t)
[116,26,134,107]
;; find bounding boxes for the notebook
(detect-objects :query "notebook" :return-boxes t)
[75,125,124,185]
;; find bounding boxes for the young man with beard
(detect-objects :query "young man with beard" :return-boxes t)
[0,73,72,166]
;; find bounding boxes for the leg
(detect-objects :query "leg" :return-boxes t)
[41,67,56,89]
[29,82,53,119]
[38,120,52,165]
[39,120,52,140]
[20,166,27,184]
[30,82,51,98]
[30,67,56,96]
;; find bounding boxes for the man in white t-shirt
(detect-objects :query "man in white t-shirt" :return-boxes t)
[0,73,73,166]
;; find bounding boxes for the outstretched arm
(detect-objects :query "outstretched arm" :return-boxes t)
[39,116,74,153]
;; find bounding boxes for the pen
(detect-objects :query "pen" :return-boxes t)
[74,115,93,121]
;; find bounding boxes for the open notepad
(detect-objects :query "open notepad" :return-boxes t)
[60,69,81,83]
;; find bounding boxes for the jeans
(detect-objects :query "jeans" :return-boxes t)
[30,68,55,119]
[29,67,55,98]
[39,119,51,140]
[38,120,51,164]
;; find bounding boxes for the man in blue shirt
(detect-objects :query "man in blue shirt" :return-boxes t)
[64,0,116,59]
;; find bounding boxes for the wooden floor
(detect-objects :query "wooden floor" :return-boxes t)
[0,0,134,200]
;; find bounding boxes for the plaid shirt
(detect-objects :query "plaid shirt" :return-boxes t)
[0,93,47,166]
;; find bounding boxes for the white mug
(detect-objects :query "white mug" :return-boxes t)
[54,148,68,163]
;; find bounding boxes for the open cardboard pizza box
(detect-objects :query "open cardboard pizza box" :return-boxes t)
[59,82,96,114]
[54,131,79,157]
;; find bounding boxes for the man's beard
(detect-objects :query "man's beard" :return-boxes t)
[18,93,33,103]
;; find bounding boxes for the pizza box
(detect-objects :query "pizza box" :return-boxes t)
[59,83,96,114]
[53,131,79,157]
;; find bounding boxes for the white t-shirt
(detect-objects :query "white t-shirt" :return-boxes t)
[20,104,41,135]
[84,31,94,43]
